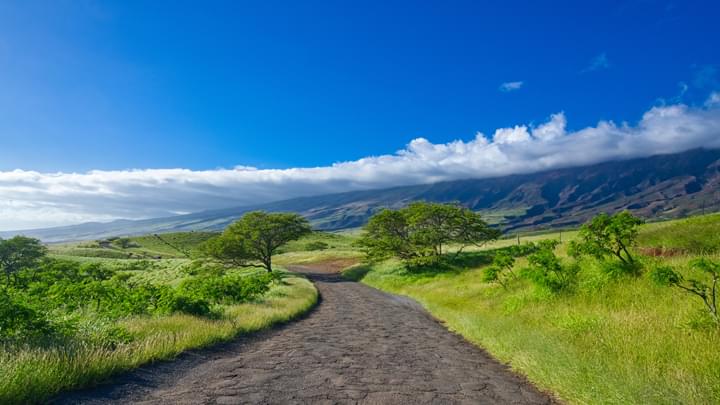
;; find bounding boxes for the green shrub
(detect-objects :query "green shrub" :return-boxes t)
[0,292,59,344]
[74,318,132,348]
[181,259,225,276]
[569,211,643,268]
[157,293,212,317]
[179,272,273,305]
[304,241,330,251]
[598,259,643,278]
[114,260,159,272]
[481,265,504,285]
[501,242,542,257]
[113,238,140,249]
[482,252,517,289]
[58,248,132,259]
[523,241,578,293]
[650,258,719,325]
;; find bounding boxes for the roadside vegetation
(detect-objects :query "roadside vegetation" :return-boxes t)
[0,213,317,404]
[274,230,362,266]
[5,203,720,404]
[345,206,720,404]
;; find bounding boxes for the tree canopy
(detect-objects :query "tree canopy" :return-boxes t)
[203,211,311,272]
[0,236,47,284]
[569,211,644,265]
[357,202,500,266]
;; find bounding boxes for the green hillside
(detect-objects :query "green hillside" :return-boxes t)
[638,213,720,254]
[50,231,218,259]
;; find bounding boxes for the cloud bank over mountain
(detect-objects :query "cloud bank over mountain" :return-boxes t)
[2,98,720,230]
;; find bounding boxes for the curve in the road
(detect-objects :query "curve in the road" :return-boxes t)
[56,263,553,404]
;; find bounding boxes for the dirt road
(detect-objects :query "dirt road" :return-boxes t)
[57,263,552,404]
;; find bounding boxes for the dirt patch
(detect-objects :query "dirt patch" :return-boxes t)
[301,258,360,273]
[56,262,554,404]
[639,247,688,257]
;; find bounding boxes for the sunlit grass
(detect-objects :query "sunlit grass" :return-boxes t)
[49,232,218,259]
[346,227,720,403]
[274,249,362,266]
[0,273,317,404]
[638,213,720,253]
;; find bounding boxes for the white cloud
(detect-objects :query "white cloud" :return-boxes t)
[706,92,720,107]
[581,52,610,73]
[499,81,524,92]
[1,101,720,231]
[493,125,531,144]
[531,112,567,141]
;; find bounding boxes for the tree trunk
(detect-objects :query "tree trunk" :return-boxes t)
[621,245,634,263]
[614,248,628,264]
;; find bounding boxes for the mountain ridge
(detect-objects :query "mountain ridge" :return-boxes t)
[4,148,720,242]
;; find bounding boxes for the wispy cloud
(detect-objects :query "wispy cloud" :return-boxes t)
[660,81,688,104]
[499,81,524,92]
[692,65,719,89]
[706,92,720,107]
[581,52,610,73]
[677,81,689,99]
[1,99,720,231]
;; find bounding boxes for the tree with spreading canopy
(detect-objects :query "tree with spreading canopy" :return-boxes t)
[569,211,644,265]
[0,236,47,285]
[203,211,311,272]
[357,202,500,267]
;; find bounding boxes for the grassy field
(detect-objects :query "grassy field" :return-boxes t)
[342,215,720,404]
[274,231,362,266]
[8,216,720,404]
[1,231,319,404]
[638,213,720,254]
[49,231,218,259]
[0,272,316,403]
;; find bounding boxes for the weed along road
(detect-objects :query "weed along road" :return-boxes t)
[57,262,552,404]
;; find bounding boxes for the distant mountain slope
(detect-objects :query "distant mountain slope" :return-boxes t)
[4,148,720,242]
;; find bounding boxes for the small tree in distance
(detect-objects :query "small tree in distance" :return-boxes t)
[569,211,644,267]
[203,212,311,272]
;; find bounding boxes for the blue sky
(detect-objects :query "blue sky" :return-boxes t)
[0,0,719,230]
[1,0,717,172]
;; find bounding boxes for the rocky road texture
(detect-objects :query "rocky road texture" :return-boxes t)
[56,262,553,404]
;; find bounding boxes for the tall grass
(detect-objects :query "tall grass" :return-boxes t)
[638,213,720,253]
[274,231,362,266]
[347,248,720,403]
[0,274,317,404]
